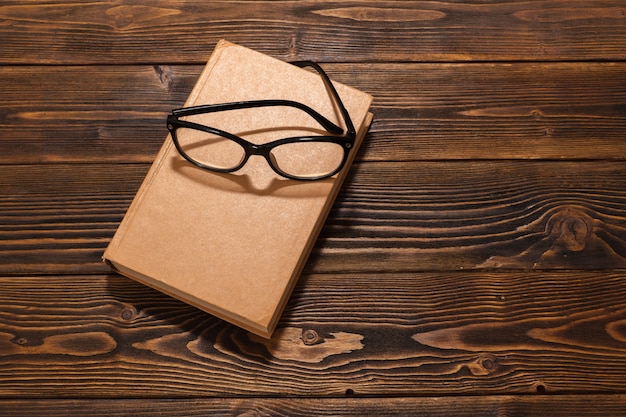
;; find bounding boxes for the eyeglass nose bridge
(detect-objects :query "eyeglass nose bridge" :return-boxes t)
[246,142,270,156]
[241,143,277,171]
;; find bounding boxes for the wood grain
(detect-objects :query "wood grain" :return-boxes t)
[1,272,625,397]
[2,161,626,275]
[0,1,624,64]
[2,395,626,417]
[2,62,625,164]
[2,0,626,411]
[317,160,626,272]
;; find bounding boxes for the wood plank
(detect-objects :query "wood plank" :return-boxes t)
[2,0,623,413]
[0,65,194,164]
[1,1,625,64]
[2,161,626,275]
[317,159,626,272]
[1,62,625,164]
[0,164,144,275]
[2,395,626,417]
[1,272,626,397]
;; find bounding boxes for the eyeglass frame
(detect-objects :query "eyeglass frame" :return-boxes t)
[166,61,356,181]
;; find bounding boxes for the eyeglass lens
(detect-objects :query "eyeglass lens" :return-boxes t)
[174,126,345,179]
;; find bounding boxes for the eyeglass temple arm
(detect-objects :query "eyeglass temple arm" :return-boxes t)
[290,61,356,139]
[171,99,344,135]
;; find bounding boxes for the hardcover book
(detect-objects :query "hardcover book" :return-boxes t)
[103,40,373,337]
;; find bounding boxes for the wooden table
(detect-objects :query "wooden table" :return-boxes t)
[2,1,626,415]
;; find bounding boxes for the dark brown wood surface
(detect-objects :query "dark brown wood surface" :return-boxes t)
[1,0,626,415]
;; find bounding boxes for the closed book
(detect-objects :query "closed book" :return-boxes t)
[103,40,373,337]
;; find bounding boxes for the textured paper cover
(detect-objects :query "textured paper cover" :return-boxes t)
[104,40,373,337]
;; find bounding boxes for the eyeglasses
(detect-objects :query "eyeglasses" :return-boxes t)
[166,61,356,181]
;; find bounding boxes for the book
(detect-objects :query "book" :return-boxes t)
[103,40,373,338]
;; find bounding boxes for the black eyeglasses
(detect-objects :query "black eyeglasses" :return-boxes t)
[166,61,356,181]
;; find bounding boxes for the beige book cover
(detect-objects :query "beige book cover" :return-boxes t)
[103,40,373,338]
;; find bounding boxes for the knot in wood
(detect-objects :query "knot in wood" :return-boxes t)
[301,329,322,345]
[14,337,28,345]
[481,357,496,371]
[153,65,173,89]
[531,109,544,119]
[121,308,134,321]
[469,354,499,376]
[546,207,594,252]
